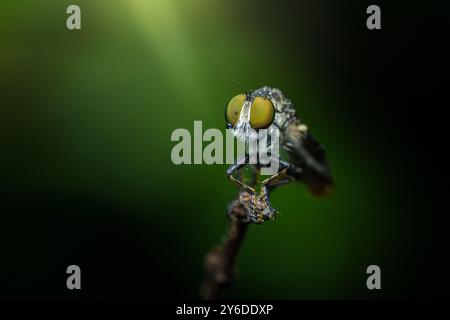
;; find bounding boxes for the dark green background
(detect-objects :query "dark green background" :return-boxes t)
[1,1,448,299]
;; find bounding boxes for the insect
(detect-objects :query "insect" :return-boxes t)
[225,86,334,224]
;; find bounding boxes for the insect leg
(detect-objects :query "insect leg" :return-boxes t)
[226,155,256,193]
[260,159,296,213]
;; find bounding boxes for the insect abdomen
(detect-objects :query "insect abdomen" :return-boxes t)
[283,120,334,196]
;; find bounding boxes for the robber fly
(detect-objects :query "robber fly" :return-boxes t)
[225,86,333,224]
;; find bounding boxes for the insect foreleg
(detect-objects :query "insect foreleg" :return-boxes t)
[226,156,256,193]
[260,159,296,208]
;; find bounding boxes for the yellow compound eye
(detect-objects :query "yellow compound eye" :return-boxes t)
[250,96,275,129]
[225,94,246,126]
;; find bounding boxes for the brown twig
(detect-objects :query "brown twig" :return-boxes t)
[200,169,258,300]
[199,201,248,300]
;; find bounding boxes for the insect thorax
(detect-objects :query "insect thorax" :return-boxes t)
[251,86,298,139]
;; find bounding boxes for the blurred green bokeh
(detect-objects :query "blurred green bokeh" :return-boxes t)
[1,0,416,299]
